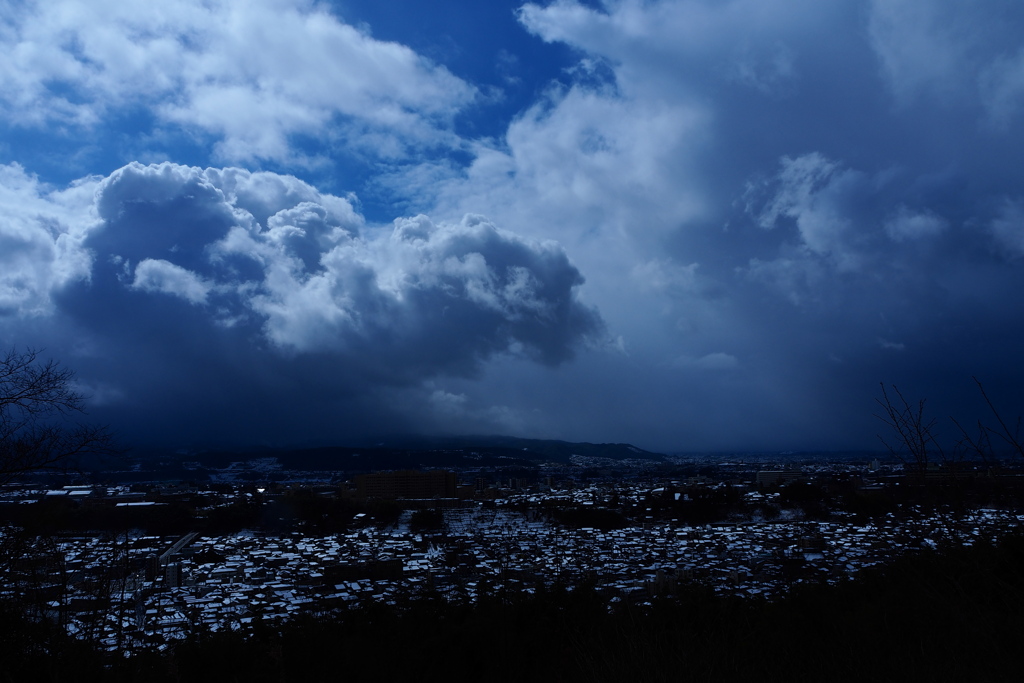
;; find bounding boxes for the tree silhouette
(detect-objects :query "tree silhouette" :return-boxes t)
[971,376,1024,460]
[0,347,114,485]
[875,383,945,473]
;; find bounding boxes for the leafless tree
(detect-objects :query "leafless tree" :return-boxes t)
[950,415,995,466]
[948,377,1024,466]
[0,348,115,485]
[879,377,1023,471]
[971,376,1024,459]
[875,383,946,472]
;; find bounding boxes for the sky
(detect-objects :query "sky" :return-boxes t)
[3,0,1024,454]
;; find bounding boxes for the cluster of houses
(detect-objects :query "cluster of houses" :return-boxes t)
[6,483,1019,653]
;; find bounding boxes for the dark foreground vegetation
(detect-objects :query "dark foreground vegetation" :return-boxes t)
[4,531,1024,683]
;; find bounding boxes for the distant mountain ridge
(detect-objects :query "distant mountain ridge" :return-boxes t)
[187,435,666,472]
[380,435,666,462]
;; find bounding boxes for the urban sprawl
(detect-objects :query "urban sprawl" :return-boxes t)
[2,455,1022,654]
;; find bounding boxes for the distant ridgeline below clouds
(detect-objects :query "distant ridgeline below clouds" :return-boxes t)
[137,436,667,476]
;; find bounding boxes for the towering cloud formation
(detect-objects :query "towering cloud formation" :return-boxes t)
[0,163,601,445]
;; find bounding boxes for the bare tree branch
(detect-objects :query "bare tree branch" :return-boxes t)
[874,383,945,473]
[950,416,994,466]
[0,348,116,485]
[973,377,1024,460]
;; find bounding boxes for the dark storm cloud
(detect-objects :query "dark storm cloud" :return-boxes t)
[406,0,1024,450]
[0,162,601,446]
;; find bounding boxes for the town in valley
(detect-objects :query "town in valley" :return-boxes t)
[3,442,1021,654]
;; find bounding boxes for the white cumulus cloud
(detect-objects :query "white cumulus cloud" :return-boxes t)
[11,162,601,379]
[0,0,476,163]
[0,163,99,316]
[131,259,212,304]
